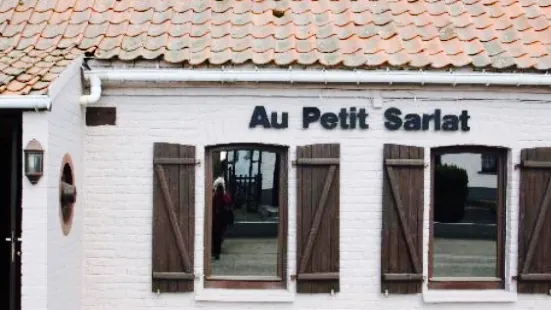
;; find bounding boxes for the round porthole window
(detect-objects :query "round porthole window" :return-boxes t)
[59,154,76,235]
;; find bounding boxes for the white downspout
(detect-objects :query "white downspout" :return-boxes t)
[79,75,102,106]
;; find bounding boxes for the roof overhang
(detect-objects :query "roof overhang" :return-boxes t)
[0,56,82,111]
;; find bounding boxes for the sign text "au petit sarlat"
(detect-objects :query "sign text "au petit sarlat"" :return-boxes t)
[248,106,471,132]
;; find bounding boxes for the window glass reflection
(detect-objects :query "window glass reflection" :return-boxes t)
[433,153,498,278]
[211,148,280,277]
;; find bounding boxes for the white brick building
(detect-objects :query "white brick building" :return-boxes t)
[2,1,551,310]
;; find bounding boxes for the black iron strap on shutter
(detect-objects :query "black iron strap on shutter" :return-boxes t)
[381,144,425,294]
[517,148,551,294]
[294,144,340,294]
[152,143,198,293]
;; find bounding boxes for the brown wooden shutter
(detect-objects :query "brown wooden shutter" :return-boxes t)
[295,144,340,293]
[152,143,196,293]
[381,144,425,294]
[517,147,551,293]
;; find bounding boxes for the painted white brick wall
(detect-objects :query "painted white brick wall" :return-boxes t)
[21,59,84,310]
[21,113,49,310]
[83,86,551,309]
[44,64,85,310]
[20,60,84,310]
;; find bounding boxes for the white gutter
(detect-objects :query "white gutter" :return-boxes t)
[79,75,102,106]
[84,68,551,88]
[0,95,52,110]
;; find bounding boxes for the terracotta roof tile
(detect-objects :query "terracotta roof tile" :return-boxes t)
[77,35,99,51]
[0,0,17,13]
[233,48,255,64]
[402,36,424,54]
[21,20,46,36]
[3,0,551,95]
[145,32,168,50]
[130,9,155,25]
[118,47,143,61]
[69,9,92,24]
[64,23,87,39]
[30,81,50,91]
[95,46,120,59]
[98,33,123,51]
[94,0,116,13]
[111,0,132,12]
[6,78,28,92]
[151,8,172,24]
[16,34,39,50]
[89,10,111,25]
[84,22,109,38]
[167,34,191,51]
[535,54,551,69]
[109,9,131,24]
[513,53,536,68]
[530,15,550,30]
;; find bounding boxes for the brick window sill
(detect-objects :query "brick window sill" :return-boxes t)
[423,290,517,304]
[195,288,294,303]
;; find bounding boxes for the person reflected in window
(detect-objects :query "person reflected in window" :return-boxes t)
[212,177,232,260]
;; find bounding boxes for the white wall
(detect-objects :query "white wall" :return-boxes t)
[20,59,85,310]
[83,86,551,309]
[441,153,497,188]
[45,62,84,310]
[21,113,49,310]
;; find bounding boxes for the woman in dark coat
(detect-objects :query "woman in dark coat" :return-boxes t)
[212,177,232,260]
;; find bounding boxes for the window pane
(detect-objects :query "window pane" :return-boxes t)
[481,154,497,172]
[433,153,498,278]
[210,147,279,277]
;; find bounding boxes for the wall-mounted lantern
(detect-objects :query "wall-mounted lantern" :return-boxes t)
[24,139,44,184]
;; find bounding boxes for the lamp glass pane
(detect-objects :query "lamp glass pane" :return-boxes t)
[26,153,42,173]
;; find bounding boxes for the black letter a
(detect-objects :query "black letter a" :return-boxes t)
[249,106,271,128]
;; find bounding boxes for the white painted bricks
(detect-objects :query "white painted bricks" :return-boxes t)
[45,63,84,310]
[83,86,551,309]
[21,60,84,310]
[21,113,48,310]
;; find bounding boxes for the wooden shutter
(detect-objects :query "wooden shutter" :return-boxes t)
[517,147,551,293]
[295,144,340,293]
[152,143,196,293]
[381,144,424,294]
